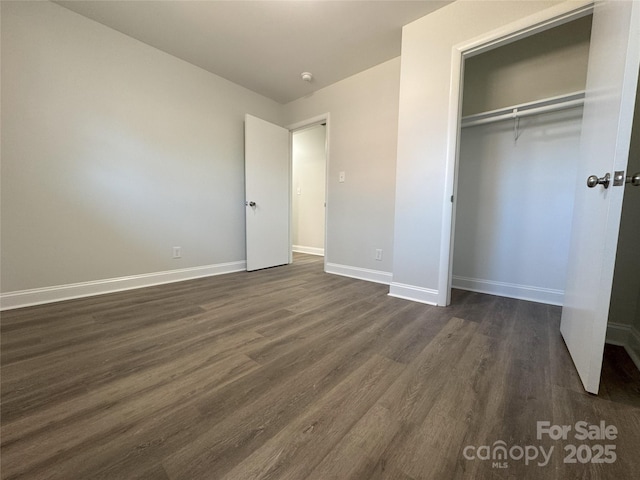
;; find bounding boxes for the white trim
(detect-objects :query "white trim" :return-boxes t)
[292,245,325,256]
[325,262,392,285]
[287,113,329,132]
[463,3,593,58]
[441,0,594,307]
[0,261,246,311]
[606,322,631,347]
[388,282,439,306]
[452,276,564,306]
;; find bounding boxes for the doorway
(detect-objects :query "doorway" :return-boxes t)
[444,0,640,394]
[244,113,329,271]
[289,115,329,267]
[450,14,592,306]
[291,124,327,260]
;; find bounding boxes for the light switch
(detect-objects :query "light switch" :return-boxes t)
[297,187,301,195]
[339,171,345,183]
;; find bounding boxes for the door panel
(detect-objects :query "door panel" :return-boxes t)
[244,114,290,271]
[560,0,640,394]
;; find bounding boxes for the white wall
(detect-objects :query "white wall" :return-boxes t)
[292,125,326,255]
[453,108,582,305]
[1,1,282,297]
[2,0,587,308]
[391,0,570,305]
[462,14,592,116]
[283,58,400,283]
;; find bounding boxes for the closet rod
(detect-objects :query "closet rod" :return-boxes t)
[461,91,585,128]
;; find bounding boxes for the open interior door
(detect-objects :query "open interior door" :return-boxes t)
[244,114,290,271]
[560,0,640,394]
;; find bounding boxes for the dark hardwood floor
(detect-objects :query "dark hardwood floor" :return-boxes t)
[1,253,639,479]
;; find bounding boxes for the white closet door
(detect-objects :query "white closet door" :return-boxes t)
[244,114,291,271]
[560,0,640,394]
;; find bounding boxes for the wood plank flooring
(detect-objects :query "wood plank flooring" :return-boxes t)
[1,253,639,479]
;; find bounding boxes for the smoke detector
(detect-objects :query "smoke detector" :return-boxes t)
[301,72,313,83]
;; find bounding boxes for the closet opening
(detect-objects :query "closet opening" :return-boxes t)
[449,13,593,307]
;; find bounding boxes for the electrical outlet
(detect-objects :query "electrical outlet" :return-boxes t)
[375,249,383,261]
[173,246,182,259]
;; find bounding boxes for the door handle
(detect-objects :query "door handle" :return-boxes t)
[626,172,640,186]
[587,173,610,189]
[246,201,256,207]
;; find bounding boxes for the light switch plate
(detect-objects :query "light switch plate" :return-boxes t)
[339,171,345,183]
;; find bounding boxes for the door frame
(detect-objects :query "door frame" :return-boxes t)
[287,113,330,270]
[441,0,595,306]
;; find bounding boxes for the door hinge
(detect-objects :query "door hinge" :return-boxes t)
[451,195,454,203]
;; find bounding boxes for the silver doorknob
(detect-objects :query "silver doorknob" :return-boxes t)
[626,172,640,186]
[587,173,610,189]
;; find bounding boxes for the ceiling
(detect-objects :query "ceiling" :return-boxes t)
[55,0,452,104]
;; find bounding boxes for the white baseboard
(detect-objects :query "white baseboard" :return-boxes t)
[605,322,640,373]
[0,261,246,311]
[606,322,631,346]
[325,262,392,285]
[627,326,640,372]
[292,245,325,256]
[452,275,564,306]
[388,282,439,306]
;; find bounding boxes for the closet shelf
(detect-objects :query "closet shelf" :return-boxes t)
[461,91,585,128]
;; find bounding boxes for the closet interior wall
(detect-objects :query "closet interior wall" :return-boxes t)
[452,15,593,306]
